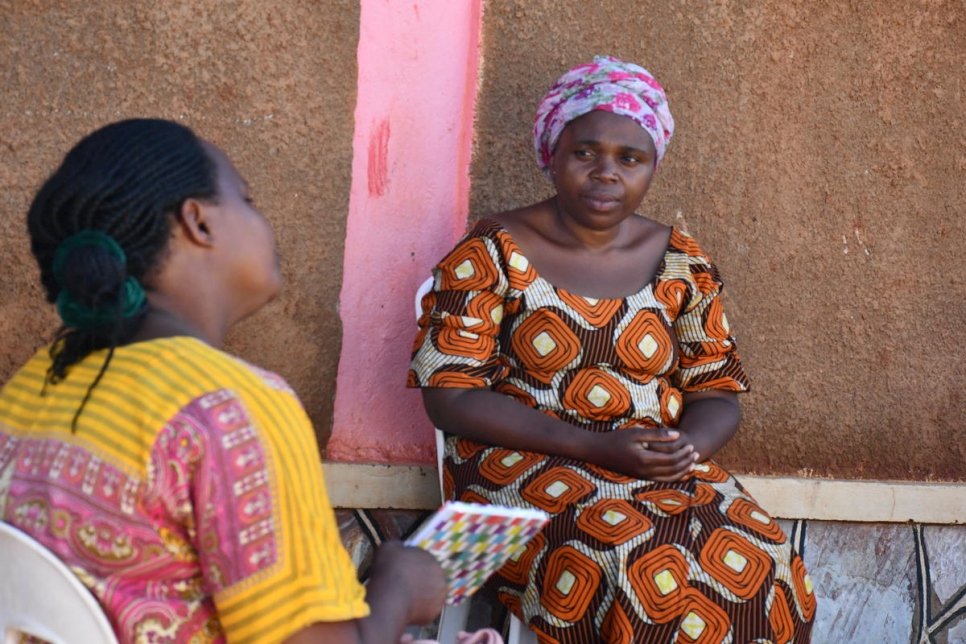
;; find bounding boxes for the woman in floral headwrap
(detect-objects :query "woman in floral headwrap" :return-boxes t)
[409,56,815,643]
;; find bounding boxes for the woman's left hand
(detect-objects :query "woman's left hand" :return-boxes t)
[639,426,697,458]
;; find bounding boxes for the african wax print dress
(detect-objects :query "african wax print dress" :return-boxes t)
[0,337,369,643]
[409,219,815,643]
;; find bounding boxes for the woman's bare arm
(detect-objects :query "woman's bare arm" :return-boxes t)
[283,543,445,644]
[676,390,741,462]
[422,388,696,481]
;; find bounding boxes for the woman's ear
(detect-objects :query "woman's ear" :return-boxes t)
[176,198,215,247]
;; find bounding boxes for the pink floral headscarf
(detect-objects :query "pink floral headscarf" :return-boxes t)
[532,55,675,175]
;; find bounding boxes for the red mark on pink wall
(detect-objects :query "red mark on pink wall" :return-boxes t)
[368,118,390,197]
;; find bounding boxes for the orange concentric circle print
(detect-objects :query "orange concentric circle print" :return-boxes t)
[558,290,624,328]
[635,488,692,516]
[520,467,596,514]
[791,554,817,622]
[584,462,637,484]
[675,588,731,643]
[601,601,636,644]
[479,449,546,486]
[510,310,581,380]
[495,232,538,292]
[562,368,632,421]
[498,590,524,624]
[437,237,500,291]
[689,375,746,392]
[442,466,455,501]
[499,531,546,586]
[575,499,652,546]
[459,489,489,505]
[628,544,690,623]
[691,483,719,507]
[466,290,505,329]
[655,278,690,320]
[689,461,730,483]
[659,385,684,426]
[539,545,603,623]
[428,372,488,388]
[670,228,704,257]
[433,326,495,361]
[703,295,730,341]
[615,310,674,374]
[726,498,786,543]
[769,584,796,644]
[455,438,487,460]
[698,528,772,600]
[692,270,719,297]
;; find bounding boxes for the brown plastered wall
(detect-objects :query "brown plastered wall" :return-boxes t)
[473,1,965,480]
[0,1,359,449]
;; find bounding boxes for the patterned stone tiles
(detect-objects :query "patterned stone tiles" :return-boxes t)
[805,522,918,641]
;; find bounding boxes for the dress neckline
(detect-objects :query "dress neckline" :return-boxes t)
[479,217,675,302]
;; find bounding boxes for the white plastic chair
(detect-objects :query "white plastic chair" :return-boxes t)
[415,277,536,644]
[0,521,118,644]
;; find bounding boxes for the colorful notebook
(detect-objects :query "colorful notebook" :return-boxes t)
[406,501,550,605]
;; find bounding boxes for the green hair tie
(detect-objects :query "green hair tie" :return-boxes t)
[52,230,127,287]
[52,230,147,330]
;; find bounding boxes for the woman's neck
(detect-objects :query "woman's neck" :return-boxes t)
[551,198,630,252]
[131,299,224,348]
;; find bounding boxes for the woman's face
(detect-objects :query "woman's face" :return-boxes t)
[550,110,657,231]
[202,142,282,319]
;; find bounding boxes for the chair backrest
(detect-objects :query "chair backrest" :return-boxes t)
[414,276,447,493]
[414,276,434,323]
[0,522,118,644]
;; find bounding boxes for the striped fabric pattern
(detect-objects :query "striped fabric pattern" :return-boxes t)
[0,336,367,643]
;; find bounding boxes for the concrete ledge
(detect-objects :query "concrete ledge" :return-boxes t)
[325,463,441,510]
[324,463,965,524]
[740,476,965,524]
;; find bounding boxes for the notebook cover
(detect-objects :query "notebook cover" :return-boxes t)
[406,501,550,605]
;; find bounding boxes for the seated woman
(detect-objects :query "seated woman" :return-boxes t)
[0,119,447,644]
[409,56,816,643]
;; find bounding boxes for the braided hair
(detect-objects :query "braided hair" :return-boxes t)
[27,119,218,426]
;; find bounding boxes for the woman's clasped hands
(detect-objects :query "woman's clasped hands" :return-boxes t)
[590,425,699,482]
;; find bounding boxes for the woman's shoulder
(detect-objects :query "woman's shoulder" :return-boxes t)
[465,206,536,242]
[105,338,296,407]
[444,206,543,265]
[434,210,543,294]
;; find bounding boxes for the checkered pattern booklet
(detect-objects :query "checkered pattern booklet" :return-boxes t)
[406,501,550,606]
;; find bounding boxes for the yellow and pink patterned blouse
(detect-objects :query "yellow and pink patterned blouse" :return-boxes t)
[0,336,367,643]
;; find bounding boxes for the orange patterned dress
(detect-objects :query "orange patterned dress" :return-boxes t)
[409,219,815,643]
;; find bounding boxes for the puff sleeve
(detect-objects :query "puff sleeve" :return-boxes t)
[408,223,511,389]
[667,230,751,393]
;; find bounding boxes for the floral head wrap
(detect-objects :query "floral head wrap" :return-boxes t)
[532,55,675,175]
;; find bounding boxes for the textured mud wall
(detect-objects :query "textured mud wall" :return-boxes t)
[0,1,359,447]
[472,1,965,480]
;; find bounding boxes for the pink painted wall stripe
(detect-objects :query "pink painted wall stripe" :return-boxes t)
[328,0,483,464]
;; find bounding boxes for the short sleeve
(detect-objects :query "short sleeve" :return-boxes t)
[667,230,751,393]
[408,223,511,389]
[153,385,369,643]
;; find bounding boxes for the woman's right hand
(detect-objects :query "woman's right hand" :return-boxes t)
[368,541,447,625]
[587,427,697,481]
[284,542,445,644]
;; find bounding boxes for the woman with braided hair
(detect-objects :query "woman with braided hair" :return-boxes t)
[0,119,450,643]
[410,57,816,642]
